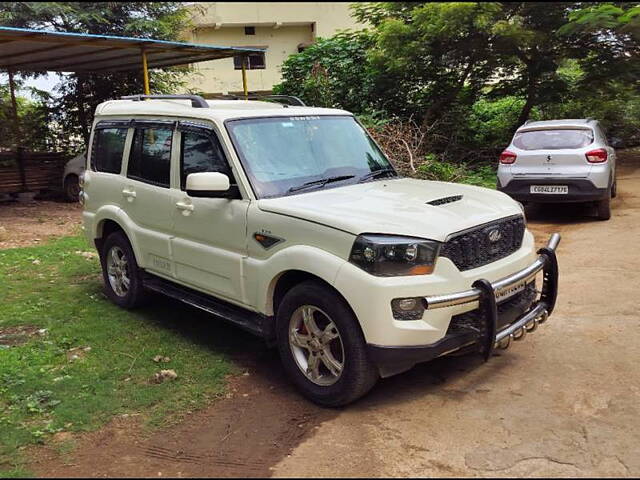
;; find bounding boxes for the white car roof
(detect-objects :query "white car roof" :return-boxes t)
[94,99,351,122]
[517,119,597,132]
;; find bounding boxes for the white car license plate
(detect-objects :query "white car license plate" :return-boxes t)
[530,185,568,194]
[495,281,528,303]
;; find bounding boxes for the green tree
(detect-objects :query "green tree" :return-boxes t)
[273,31,377,113]
[0,81,56,152]
[355,2,503,124]
[487,2,581,128]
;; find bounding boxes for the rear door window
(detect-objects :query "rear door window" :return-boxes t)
[127,127,173,187]
[92,127,128,173]
[513,129,593,150]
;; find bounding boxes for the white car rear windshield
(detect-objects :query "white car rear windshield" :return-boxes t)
[513,129,594,150]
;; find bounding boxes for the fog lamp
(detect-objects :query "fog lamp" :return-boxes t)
[391,297,425,320]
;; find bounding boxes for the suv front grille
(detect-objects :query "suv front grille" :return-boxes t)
[440,215,525,271]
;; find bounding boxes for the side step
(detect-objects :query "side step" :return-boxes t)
[142,273,270,338]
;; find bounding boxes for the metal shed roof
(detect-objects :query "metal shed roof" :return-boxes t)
[0,26,264,73]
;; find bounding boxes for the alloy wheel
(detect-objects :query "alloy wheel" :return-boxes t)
[289,305,345,386]
[106,246,130,297]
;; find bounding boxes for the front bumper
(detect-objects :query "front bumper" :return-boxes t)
[367,233,560,375]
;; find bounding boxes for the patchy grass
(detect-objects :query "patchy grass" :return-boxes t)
[0,235,235,477]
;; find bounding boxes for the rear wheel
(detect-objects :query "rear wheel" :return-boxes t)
[100,231,148,308]
[276,280,378,407]
[611,179,617,198]
[596,191,611,221]
[63,175,80,202]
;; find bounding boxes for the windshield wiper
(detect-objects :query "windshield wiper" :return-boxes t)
[358,168,397,183]
[287,175,355,193]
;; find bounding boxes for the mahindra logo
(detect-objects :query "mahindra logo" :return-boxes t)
[488,229,502,243]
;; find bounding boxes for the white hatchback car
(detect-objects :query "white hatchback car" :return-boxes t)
[497,119,616,220]
[82,94,561,406]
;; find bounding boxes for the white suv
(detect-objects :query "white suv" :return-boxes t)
[497,119,617,220]
[82,94,561,406]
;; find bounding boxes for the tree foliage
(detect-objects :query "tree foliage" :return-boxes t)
[0,82,56,152]
[272,31,376,113]
[274,1,640,168]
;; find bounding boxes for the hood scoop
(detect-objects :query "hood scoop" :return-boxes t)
[427,195,463,206]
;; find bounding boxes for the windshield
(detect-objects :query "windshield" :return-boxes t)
[226,115,395,198]
[513,128,594,150]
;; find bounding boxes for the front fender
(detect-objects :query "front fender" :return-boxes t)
[244,245,348,316]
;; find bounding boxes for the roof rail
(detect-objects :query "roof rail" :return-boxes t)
[585,117,595,123]
[210,94,306,107]
[120,94,209,108]
[249,95,306,107]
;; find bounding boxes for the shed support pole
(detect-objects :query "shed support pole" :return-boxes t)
[8,70,26,191]
[141,48,150,95]
[241,55,248,100]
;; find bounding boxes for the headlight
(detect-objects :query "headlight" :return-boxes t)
[349,234,441,276]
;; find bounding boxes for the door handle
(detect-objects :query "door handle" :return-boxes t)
[122,189,136,202]
[175,201,195,215]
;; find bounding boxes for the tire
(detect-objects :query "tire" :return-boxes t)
[276,280,379,407]
[596,192,611,221]
[99,231,148,309]
[63,175,80,203]
[611,180,617,198]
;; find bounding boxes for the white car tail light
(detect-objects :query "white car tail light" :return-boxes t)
[585,148,608,163]
[499,150,517,164]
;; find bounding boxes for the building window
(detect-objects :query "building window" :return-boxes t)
[233,52,266,70]
[244,26,255,35]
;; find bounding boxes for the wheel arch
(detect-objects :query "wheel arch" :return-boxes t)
[269,269,358,325]
[63,172,79,184]
[93,212,144,267]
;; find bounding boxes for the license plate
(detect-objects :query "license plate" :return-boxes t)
[530,185,568,194]
[495,281,527,303]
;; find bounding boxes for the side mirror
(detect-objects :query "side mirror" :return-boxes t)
[186,172,230,198]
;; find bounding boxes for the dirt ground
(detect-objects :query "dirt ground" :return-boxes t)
[0,194,83,249]
[6,153,640,477]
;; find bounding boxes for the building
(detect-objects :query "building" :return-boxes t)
[184,2,366,96]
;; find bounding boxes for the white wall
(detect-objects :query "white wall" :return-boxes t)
[185,2,367,94]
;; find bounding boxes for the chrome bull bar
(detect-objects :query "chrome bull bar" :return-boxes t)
[424,233,561,360]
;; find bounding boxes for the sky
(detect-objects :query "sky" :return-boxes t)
[1,72,61,100]
[25,73,60,94]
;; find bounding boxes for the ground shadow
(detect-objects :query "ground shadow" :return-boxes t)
[133,291,287,389]
[524,201,602,226]
[132,289,497,412]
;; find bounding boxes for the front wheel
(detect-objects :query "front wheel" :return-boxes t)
[276,280,378,407]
